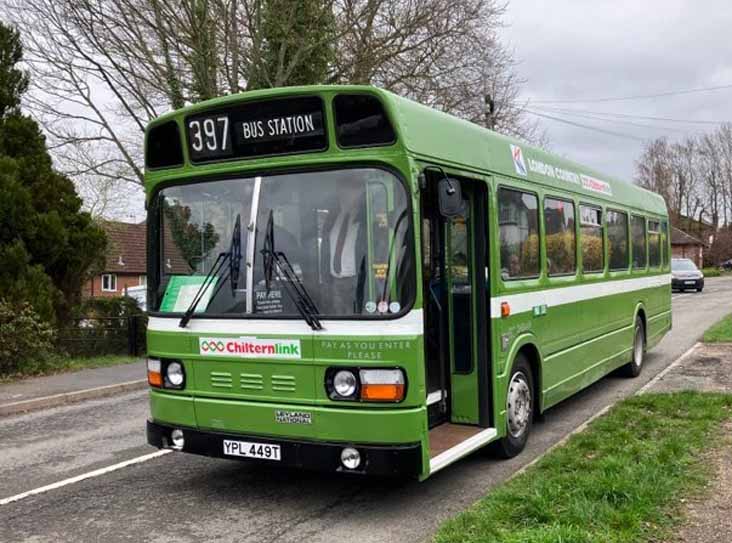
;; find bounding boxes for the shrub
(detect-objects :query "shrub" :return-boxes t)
[702,267,721,278]
[0,300,56,377]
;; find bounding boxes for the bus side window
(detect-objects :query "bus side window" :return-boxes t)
[607,210,629,270]
[648,220,661,268]
[498,188,539,280]
[631,215,647,270]
[580,205,603,273]
[544,197,576,276]
[661,220,669,268]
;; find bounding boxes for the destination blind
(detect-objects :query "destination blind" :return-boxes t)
[185,96,326,163]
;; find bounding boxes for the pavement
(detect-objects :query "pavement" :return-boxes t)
[0,360,146,416]
[0,277,731,543]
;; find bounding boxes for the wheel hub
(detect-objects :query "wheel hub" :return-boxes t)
[507,372,531,438]
[634,327,644,367]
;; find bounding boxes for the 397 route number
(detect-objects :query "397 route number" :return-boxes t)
[188,116,229,154]
[223,439,281,461]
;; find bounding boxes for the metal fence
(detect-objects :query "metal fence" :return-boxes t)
[56,315,147,357]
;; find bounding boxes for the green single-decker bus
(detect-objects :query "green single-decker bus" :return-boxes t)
[144,85,671,480]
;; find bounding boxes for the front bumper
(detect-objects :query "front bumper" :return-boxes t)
[147,420,422,477]
[672,277,704,290]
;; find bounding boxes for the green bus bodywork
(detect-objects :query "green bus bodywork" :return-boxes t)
[144,85,671,480]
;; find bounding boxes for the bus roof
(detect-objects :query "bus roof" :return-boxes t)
[378,89,667,215]
[145,84,667,215]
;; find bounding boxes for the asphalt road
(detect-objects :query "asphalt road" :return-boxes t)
[1,277,731,543]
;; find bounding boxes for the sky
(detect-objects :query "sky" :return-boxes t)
[48,1,732,220]
[502,0,732,182]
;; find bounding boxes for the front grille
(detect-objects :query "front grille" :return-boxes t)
[211,372,233,389]
[271,374,297,392]
[240,373,264,391]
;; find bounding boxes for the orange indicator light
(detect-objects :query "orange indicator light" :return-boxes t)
[501,302,511,318]
[360,383,405,402]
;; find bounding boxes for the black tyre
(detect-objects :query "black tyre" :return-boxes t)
[620,317,645,378]
[492,354,534,459]
[697,288,703,293]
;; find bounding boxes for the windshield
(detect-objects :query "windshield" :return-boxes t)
[153,168,415,318]
[672,259,698,272]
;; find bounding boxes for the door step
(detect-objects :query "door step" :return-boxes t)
[428,424,497,474]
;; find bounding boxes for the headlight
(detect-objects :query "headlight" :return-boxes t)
[333,370,358,398]
[164,361,185,389]
[326,367,406,402]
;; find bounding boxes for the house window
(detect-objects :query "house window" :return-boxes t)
[102,273,117,292]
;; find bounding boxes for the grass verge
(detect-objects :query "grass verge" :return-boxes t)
[703,313,732,343]
[702,267,721,277]
[0,355,143,383]
[434,392,732,543]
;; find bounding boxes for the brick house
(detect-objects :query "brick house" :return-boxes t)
[84,220,190,299]
[671,226,705,268]
[84,221,148,298]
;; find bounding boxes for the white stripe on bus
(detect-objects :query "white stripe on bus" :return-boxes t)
[148,310,424,336]
[149,274,670,336]
[489,274,670,318]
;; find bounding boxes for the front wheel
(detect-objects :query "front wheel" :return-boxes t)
[491,354,534,459]
[621,317,645,377]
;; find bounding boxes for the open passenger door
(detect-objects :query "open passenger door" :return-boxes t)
[421,170,496,473]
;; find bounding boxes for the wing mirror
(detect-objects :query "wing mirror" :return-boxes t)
[438,177,465,217]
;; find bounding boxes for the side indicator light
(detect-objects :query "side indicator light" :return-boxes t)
[147,358,162,388]
[361,383,405,402]
[501,302,511,318]
[359,369,406,402]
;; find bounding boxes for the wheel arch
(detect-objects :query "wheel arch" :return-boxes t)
[633,303,647,344]
[505,334,544,416]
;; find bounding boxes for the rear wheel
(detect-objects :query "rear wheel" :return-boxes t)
[492,354,534,458]
[621,317,645,377]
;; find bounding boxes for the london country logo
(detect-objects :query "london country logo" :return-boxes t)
[510,144,528,176]
[198,337,301,359]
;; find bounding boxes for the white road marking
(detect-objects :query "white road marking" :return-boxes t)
[0,450,171,506]
[637,342,701,394]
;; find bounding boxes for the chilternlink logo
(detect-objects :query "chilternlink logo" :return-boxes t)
[199,337,301,359]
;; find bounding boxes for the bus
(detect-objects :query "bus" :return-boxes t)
[144,85,671,480]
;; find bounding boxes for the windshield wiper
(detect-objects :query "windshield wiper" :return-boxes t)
[380,209,409,304]
[179,214,242,328]
[261,210,323,330]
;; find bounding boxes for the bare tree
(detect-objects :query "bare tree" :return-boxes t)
[636,124,732,263]
[8,0,539,214]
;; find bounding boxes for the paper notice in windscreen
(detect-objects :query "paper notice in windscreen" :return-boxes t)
[173,282,216,312]
[159,275,219,313]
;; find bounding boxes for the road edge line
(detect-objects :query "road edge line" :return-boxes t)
[0,379,148,418]
[0,450,172,506]
[637,342,701,394]
[508,341,702,481]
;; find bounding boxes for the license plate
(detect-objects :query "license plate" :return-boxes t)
[223,439,281,461]
[684,280,696,285]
